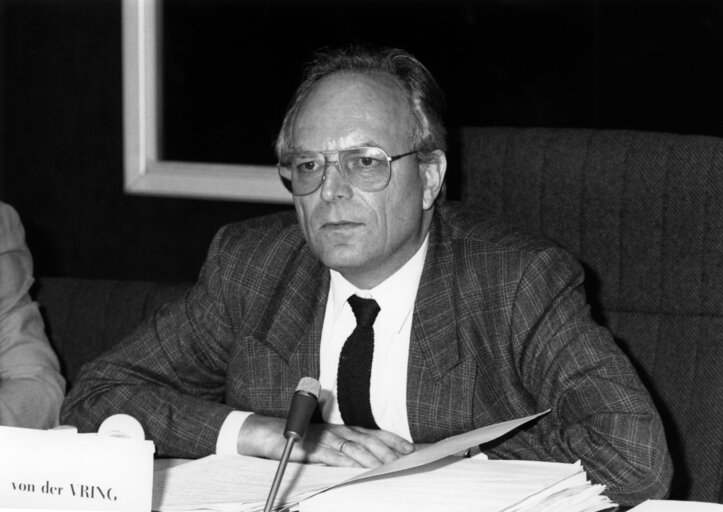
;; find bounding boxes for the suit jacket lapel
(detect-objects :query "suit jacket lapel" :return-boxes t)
[262,244,329,379]
[407,211,464,440]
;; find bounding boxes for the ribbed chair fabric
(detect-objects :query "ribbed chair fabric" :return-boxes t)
[34,277,188,388]
[460,126,723,503]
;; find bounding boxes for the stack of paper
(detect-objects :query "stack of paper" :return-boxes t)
[629,501,723,511]
[153,455,612,512]
[153,455,363,512]
[151,411,615,512]
[300,457,613,512]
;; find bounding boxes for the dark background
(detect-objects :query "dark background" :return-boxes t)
[2,0,722,282]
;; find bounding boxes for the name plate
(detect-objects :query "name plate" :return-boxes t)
[0,420,154,511]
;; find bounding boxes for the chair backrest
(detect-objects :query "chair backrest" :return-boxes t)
[460,126,723,503]
[34,277,189,389]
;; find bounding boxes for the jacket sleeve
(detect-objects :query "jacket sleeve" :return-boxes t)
[0,203,65,428]
[60,225,238,458]
[491,246,673,507]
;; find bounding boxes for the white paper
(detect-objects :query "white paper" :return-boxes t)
[153,455,365,511]
[153,410,550,511]
[337,410,550,486]
[0,425,154,511]
[300,458,613,512]
[629,501,723,511]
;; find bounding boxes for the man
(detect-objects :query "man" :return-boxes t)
[61,46,672,506]
[1,201,65,428]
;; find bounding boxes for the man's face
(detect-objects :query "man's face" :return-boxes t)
[289,72,441,289]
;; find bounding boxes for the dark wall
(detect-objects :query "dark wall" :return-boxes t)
[160,0,723,165]
[0,0,290,281]
[2,0,722,281]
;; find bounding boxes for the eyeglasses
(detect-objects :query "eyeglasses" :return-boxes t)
[277,146,418,196]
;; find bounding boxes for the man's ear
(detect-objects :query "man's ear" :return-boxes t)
[420,150,447,210]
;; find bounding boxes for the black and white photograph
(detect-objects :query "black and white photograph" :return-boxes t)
[1,1,722,510]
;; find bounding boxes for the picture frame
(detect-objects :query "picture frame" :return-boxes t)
[122,0,290,203]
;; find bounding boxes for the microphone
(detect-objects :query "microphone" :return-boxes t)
[263,377,321,512]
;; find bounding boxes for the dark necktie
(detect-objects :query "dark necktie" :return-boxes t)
[337,295,380,429]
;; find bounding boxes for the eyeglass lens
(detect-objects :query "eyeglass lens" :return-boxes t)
[280,147,392,195]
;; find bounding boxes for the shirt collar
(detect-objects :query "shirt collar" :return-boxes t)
[329,234,430,333]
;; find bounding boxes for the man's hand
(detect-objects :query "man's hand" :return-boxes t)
[237,414,414,468]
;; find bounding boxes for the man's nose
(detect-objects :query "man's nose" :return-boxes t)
[320,159,352,201]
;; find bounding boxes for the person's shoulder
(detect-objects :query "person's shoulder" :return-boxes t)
[219,209,301,241]
[437,201,558,254]
[0,201,21,230]
[0,201,26,250]
[434,202,584,288]
[210,209,307,260]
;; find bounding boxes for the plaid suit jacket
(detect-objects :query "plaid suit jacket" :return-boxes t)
[62,203,672,505]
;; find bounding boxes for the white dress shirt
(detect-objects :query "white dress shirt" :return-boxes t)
[215,235,429,454]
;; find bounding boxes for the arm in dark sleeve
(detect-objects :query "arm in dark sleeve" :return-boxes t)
[501,247,673,506]
[60,226,238,458]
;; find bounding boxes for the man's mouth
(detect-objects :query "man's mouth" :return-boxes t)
[320,221,363,230]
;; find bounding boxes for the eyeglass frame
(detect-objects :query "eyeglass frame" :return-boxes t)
[277,146,419,196]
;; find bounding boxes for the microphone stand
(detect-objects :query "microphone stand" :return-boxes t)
[263,377,320,512]
[263,436,297,512]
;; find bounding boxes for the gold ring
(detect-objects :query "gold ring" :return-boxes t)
[338,440,352,453]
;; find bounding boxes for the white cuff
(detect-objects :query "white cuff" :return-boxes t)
[215,410,253,455]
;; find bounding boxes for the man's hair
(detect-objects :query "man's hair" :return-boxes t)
[275,45,447,161]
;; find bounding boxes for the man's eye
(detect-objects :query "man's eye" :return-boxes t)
[296,161,319,173]
[352,156,382,169]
